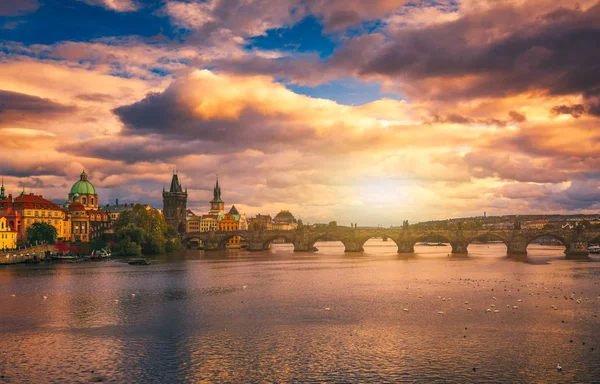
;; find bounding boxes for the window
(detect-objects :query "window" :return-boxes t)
[27,219,31,224]
[91,198,94,205]
[35,211,39,216]
[82,197,87,205]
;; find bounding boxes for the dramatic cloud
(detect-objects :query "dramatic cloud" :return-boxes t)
[2,0,600,223]
[331,2,600,107]
[0,0,39,16]
[0,90,75,125]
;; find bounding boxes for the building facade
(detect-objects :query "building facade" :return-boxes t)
[0,189,71,241]
[163,173,188,233]
[186,209,201,233]
[272,210,298,230]
[0,216,17,250]
[64,172,110,242]
[249,214,273,230]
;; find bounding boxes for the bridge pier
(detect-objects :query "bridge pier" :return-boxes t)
[343,240,364,252]
[246,240,266,252]
[293,240,314,252]
[566,241,589,260]
[204,240,225,251]
[506,240,528,259]
[397,241,415,253]
[450,242,468,256]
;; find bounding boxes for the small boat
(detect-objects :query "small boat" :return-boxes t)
[313,246,319,251]
[588,245,600,254]
[90,249,111,261]
[128,259,151,265]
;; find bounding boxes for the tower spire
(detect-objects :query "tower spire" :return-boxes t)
[0,178,5,199]
[212,174,221,202]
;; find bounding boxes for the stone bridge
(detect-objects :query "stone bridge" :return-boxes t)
[0,243,55,265]
[182,226,600,259]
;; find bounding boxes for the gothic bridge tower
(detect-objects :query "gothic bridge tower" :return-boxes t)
[163,172,188,233]
[208,176,224,215]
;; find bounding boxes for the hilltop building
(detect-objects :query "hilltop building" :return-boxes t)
[163,172,188,232]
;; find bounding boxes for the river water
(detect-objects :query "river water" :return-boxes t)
[1,239,600,383]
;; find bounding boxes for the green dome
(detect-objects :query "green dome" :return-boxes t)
[70,171,97,195]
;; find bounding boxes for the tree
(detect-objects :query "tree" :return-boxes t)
[27,222,58,245]
[115,239,142,257]
[114,204,168,237]
[113,205,172,256]
[165,238,180,252]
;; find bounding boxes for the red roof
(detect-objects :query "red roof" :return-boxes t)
[12,193,62,210]
[69,202,86,211]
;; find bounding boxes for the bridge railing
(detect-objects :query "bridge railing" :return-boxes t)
[0,242,54,265]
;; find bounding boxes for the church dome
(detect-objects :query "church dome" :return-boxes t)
[70,171,96,195]
[274,210,296,223]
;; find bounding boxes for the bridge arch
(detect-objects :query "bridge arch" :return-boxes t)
[525,233,568,258]
[262,234,296,251]
[409,233,453,255]
[411,233,452,248]
[525,233,569,248]
[308,233,358,253]
[361,234,401,254]
[183,237,204,249]
[218,233,248,250]
[465,233,509,256]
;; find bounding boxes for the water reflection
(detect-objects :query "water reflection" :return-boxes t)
[1,241,600,383]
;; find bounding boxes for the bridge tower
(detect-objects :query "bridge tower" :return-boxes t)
[163,171,187,233]
[208,176,225,215]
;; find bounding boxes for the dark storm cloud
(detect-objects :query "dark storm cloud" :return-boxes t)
[0,89,75,123]
[331,3,600,104]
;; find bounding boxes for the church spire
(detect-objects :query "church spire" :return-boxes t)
[212,175,222,202]
[169,171,183,193]
[0,178,5,199]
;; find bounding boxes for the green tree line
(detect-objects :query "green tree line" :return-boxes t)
[112,204,180,256]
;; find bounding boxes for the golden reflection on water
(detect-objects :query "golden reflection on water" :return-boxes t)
[0,239,599,383]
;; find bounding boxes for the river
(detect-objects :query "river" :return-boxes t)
[1,239,600,383]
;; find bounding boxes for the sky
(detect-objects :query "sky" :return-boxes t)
[1,0,599,226]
